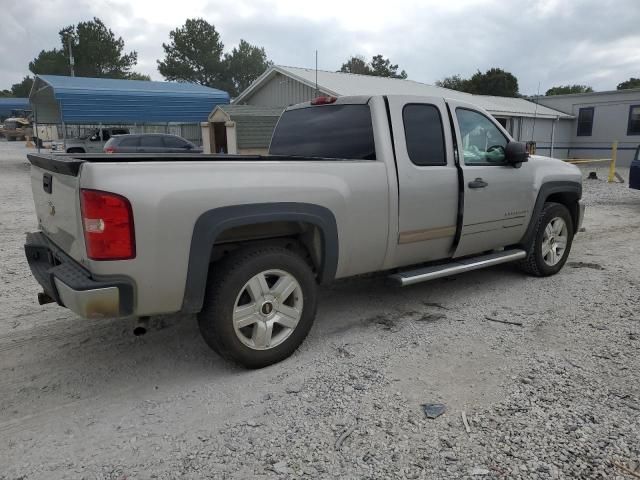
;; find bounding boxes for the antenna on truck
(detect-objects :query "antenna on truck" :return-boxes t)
[315,50,319,97]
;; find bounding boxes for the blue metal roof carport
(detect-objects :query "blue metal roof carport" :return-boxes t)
[29,75,230,124]
[0,98,30,119]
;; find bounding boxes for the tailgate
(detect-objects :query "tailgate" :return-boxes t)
[30,164,86,262]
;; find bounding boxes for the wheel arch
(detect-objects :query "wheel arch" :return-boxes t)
[518,181,582,249]
[181,202,339,314]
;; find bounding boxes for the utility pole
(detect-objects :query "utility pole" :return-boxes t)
[67,34,75,77]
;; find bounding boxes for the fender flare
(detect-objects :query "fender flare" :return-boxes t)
[181,202,339,313]
[518,181,582,248]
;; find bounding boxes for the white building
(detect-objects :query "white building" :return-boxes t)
[536,89,640,165]
[219,65,572,155]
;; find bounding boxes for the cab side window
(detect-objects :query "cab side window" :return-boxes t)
[403,104,446,166]
[455,108,508,165]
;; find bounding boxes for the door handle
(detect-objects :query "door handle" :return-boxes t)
[468,178,488,189]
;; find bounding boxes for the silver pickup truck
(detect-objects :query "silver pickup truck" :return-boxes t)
[51,127,130,153]
[24,94,584,368]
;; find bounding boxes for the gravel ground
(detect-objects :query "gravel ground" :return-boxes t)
[0,141,639,479]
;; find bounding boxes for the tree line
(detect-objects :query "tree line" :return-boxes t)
[436,71,640,97]
[2,17,639,99]
[0,17,405,99]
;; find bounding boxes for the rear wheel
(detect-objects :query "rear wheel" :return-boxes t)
[198,246,318,368]
[518,202,574,276]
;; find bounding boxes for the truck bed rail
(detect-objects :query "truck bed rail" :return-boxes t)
[26,153,353,177]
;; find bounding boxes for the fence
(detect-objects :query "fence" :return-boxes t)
[55,123,203,146]
[565,141,625,183]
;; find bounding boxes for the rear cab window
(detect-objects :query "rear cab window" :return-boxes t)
[269,104,376,160]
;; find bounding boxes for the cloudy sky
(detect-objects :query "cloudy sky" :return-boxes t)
[2,0,639,95]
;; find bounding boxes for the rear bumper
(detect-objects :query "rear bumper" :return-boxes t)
[24,232,135,319]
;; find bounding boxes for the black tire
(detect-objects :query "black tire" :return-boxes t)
[518,202,574,276]
[198,246,318,369]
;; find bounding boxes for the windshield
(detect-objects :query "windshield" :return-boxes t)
[269,104,376,160]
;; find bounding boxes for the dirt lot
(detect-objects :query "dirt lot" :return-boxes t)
[1,141,639,479]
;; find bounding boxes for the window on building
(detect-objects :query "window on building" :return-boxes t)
[577,107,594,136]
[495,118,508,128]
[402,104,446,166]
[627,105,640,136]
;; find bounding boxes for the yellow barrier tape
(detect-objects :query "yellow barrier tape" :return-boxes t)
[566,159,611,164]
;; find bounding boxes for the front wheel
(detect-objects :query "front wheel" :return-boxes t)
[198,246,318,368]
[518,202,574,276]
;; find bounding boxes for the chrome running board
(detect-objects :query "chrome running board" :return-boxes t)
[389,249,527,287]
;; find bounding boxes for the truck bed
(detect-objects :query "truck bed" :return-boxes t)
[27,153,344,177]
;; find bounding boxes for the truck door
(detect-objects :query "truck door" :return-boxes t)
[447,100,534,257]
[386,96,459,267]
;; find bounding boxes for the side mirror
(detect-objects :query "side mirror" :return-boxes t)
[505,141,529,165]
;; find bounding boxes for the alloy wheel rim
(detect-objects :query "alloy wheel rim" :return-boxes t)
[542,217,568,266]
[232,269,303,350]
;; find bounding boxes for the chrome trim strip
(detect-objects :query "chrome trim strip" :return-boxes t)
[398,226,456,244]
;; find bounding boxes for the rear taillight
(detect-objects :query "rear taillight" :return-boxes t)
[104,146,115,153]
[80,189,135,260]
[311,96,337,105]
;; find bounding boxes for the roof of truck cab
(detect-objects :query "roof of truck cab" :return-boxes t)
[29,75,230,124]
[234,65,572,120]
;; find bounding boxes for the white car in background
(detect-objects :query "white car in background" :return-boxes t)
[50,127,130,153]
